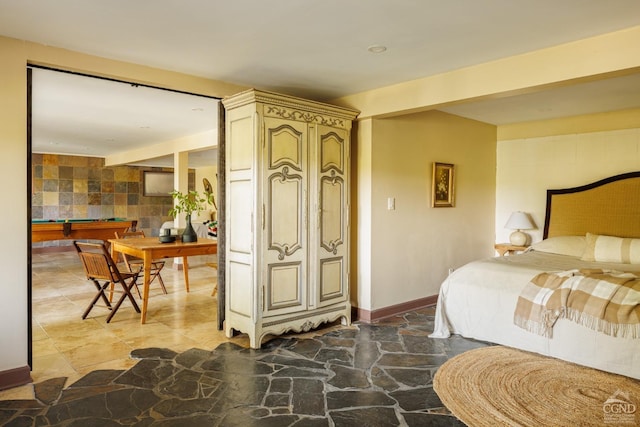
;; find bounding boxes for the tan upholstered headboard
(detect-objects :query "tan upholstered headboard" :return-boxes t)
[544,172,640,239]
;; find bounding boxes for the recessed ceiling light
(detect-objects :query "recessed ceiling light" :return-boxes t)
[367,45,387,54]
[192,107,204,112]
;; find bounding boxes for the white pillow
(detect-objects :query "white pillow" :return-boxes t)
[530,235,586,257]
[581,232,640,264]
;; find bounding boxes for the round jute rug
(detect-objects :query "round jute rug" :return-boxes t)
[433,346,640,427]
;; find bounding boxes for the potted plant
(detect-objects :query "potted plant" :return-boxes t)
[169,190,209,242]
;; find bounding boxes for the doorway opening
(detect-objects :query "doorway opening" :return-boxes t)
[27,66,224,381]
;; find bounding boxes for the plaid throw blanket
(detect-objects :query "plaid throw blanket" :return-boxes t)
[514,269,640,338]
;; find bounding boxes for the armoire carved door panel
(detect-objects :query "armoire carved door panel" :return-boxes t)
[224,89,357,349]
[262,117,308,316]
[313,124,349,307]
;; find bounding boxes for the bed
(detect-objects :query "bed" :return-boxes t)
[431,172,640,379]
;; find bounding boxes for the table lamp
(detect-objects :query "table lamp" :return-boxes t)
[505,211,535,246]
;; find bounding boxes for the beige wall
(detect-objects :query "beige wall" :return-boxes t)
[0,37,29,375]
[355,111,496,311]
[496,109,640,245]
[352,119,373,311]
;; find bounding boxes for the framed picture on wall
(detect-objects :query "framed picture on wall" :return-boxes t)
[143,171,174,197]
[432,162,455,207]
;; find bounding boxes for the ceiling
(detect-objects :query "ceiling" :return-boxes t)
[30,68,220,167]
[2,1,640,165]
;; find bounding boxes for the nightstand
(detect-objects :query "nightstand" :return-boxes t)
[494,243,528,256]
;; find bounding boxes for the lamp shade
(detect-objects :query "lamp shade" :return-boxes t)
[504,211,534,230]
[504,211,535,246]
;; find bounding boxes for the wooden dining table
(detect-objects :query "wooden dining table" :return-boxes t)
[109,236,218,323]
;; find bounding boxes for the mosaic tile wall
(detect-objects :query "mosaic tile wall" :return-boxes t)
[31,153,193,247]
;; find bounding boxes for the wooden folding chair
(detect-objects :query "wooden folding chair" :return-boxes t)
[114,230,167,297]
[73,240,141,323]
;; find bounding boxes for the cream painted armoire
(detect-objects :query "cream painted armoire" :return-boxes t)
[222,89,358,348]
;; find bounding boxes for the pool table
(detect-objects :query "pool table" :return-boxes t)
[31,218,137,243]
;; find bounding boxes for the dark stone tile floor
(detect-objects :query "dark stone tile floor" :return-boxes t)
[0,308,491,426]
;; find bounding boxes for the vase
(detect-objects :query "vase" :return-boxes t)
[181,214,198,242]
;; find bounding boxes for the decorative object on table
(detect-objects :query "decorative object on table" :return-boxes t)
[504,211,535,246]
[169,190,210,242]
[158,228,176,243]
[431,162,455,207]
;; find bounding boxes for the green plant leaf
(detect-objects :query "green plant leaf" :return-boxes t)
[168,190,210,218]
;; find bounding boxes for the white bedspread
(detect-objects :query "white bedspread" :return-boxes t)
[430,251,640,379]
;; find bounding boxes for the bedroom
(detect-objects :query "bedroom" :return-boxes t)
[1,1,640,418]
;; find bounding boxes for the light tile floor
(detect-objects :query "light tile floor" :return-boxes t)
[0,249,242,401]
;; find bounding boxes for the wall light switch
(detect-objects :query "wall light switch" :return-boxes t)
[387,197,395,210]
